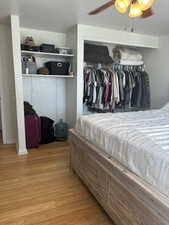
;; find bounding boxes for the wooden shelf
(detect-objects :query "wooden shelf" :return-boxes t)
[21,50,74,57]
[22,74,74,78]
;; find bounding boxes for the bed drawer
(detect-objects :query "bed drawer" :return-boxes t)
[108,179,137,225]
[84,153,108,205]
[71,140,86,177]
[71,140,108,205]
[108,176,162,225]
[70,129,169,225]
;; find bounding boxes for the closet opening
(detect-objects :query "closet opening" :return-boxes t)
[20,28,75,150]
[83,40,151,115]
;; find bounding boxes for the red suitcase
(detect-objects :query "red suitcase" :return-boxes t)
[25,115,41,148]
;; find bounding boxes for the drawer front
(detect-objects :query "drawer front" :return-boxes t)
[84,153,108,205]
[71,141,86,178]
[108,176,163,225]
[71,142,108,206]
[108,177,141,225]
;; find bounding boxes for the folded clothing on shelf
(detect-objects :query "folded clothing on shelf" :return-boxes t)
[118,60,144,66]
[113,46,143,63]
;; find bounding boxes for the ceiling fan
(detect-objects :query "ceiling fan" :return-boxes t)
[88,0,154,18]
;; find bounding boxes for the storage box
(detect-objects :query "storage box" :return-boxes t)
[84,43,113,64]
[40,44,55,53]
[55,47,73,55]
[45,62,70,75]
[22,56,37,74]
[21,44,40,52]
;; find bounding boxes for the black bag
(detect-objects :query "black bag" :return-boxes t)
[84,43,113,65]
[24,101,37,116]
[45,62,70,75]
[40,117,55,144]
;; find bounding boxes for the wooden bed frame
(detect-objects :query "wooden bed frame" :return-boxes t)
[69,129,169,225]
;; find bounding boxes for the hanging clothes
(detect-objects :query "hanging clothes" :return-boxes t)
[83,64,150,113]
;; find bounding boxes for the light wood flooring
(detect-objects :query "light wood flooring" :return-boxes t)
[0,141,114,225]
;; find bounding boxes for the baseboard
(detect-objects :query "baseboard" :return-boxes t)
[5,137,16,145]
[18,148,28,155]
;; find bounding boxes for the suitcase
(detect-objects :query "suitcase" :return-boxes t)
[25,115,41,148]
[40,117,55,144]
[45,61,70,75]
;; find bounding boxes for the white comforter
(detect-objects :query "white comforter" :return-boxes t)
[76,106,169,197]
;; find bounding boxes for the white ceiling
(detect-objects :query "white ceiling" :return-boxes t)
[0,0,168,36]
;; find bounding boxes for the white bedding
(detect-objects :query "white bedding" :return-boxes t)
[75,105,169,197]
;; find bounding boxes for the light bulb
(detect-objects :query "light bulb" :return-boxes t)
[137,0,154,11]
[119,2,125,8]
[115,0,131,14]
[129,2,143,17]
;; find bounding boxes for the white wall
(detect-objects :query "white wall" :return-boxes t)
[21,28,66,47]
[23,77,66,122]
[143,35,169,109]
[0,24,17,144]
[21,28,67,123]
[78,24,159,49]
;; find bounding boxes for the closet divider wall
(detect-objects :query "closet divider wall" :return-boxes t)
[66,27,78,128]
[11,15,27,155]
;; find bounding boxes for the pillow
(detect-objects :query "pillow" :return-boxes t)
[161,102,169,111]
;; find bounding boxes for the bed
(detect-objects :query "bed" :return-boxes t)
[69,104,169,225]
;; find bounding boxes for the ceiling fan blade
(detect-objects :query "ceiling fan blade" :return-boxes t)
[88,0,116,15]
[141,7,154,18]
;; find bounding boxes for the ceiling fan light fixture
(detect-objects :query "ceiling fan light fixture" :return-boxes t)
[137,0,154,11]
[129,2,143,17]
[115,0,131,14]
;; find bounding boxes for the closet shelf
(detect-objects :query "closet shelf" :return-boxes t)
[21,50,74,57]
[22,74,74,78]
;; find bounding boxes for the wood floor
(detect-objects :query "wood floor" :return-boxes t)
[0,141,114,225]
